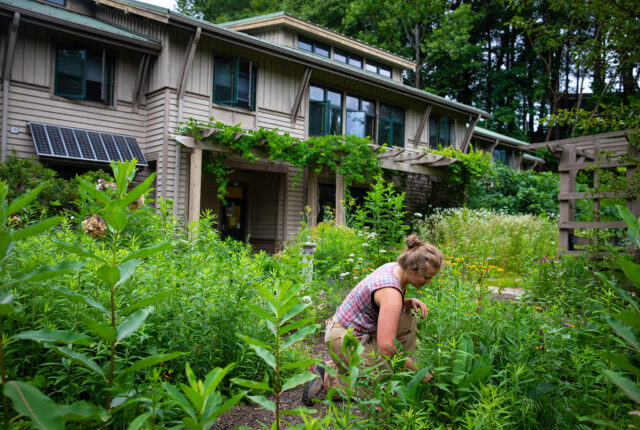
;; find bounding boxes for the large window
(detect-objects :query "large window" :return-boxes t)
[309,85,342,136]
[54,47,114,104]
[429,115,455,148]
[345,94,375,139]
[297,36,330,58]
[213,56,256,110]
[378,103,404,147]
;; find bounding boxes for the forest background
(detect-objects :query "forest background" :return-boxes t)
[174,0,640,146]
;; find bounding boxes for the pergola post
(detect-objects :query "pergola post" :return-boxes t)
[306,169,318,227]
[188,147,202,226]
[627,142,640,218]
[335,172,346,225]
[558,146,576,252]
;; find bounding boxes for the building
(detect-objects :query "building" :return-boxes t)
[0,1,536,252]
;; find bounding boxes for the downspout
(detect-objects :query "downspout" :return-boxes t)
[1,13,20,162]
[174,26,201,216]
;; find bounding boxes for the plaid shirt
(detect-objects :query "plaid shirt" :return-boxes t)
[335,262,404,336]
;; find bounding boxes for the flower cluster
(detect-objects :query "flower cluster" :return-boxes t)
[127,195,145,211]
[82,214,107,239]
[96,179,117,192]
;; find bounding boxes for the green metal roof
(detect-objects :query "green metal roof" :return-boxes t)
[217,11,285,27]
[0,0,161,47]
[474,126,530,146]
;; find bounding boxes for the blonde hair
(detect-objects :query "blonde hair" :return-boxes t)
[397,235,443,274]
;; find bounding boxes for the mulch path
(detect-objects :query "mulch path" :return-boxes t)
[212,340,331,429]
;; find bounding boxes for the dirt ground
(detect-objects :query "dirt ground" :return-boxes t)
[212,341,332,430]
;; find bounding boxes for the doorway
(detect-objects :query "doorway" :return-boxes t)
[222,186,245,241]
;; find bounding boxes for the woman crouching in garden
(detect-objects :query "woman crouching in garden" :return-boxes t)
[303,235,443,405]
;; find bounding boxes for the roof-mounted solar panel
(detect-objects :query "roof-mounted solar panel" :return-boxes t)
[28,122,147,167]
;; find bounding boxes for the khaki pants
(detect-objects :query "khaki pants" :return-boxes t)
[323,310,418,391]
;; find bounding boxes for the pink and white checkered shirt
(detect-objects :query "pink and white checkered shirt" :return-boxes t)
[335,262,404,336]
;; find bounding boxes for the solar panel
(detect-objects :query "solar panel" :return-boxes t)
[28,122,147,167]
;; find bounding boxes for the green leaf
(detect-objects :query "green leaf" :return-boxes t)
[11,217,62,241]
[78,177,110,205]
[255,284,276,307]
[458,365,493,389]
[97,264,121,289]
[121,241,172,263]
[281,303,307,324]
[50,346,106,379]
[0,290,18,316]
[281,325,318,350]
[230,377,272,392]
[208,391,245,424]
[281,359,318,371]
[6,185,43,216]
[203,363,235,399]
[607,316,640,351]
[577,415,624,430]
[83,319,116,343]
[618,205,639,233]
[282,407,317,416]
[619,257,640,288]
[452,335,474,384]
[105,201,128,232]
[238,334,276,369]
[126,289,176,314]
[4,381,64,430]
[615,310,640,332]
[279,317,315,336]
[247,304,276,324]
[604,369,640,405]
[122,173,156,207]
[51,286,109,317]
[116,259,138,288]
[9,260,87,285]
[601,351,640,379]
[58,401,109,423]
[52,239,104,261]
[247,395,275,412]
[162,382,196,419]
[117,352,184,380]
[117,307,153,343]
[281,371,317,392]
[13,329,93,346]
[126,412,150,430]
[237,334,272,351]
[0,231,14,262]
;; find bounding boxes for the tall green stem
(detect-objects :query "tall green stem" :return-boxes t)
[105,231,119,410]
[1,317,8,429]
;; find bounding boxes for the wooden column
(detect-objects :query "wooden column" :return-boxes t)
[188,147,202,225]
[335,172,346,225]
[627,141,640,218]
[558,146,576,252]
[306,169,318,227]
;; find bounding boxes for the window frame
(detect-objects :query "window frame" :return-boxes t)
[365,59,392,78]
[378,103,404,147]
[334,49,363,69]
[212,55,257,111]
[297,35,330,58]
[429,115,455,148]
[309,84,343,137]
[54,46,114,105]
[345,94,376,140]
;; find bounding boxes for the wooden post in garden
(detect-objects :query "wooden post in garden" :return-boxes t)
[336,172,346,225]
[306,169,318,227]
[188,147,202,226]
[558,146,576,252]
[626,141,640,218]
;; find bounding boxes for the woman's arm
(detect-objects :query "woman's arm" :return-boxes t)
[404,297,428,318]
[374,287,403,358]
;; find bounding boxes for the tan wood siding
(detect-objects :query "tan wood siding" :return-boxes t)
[257,108,305,139]
[185,38,213,97]
[183,93,211,122]
[5,82,146,157]
[10,24,51,87]
[94,5,165,41]
[286,166,304,240]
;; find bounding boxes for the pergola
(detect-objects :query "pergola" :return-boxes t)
[173,131,458,227]
[527,129,639,254]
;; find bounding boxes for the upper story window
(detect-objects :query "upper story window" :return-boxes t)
[493,149,510,166]
[298,36,330,58]
[44,0,65,5]
[346,94,375,139]
[309,85,342,136]
[365,60,392,78]
[334,49,363,69]
[429,115,455,148]
[213,56,256,110]
[378,103,404,147]
[54,47,114,104]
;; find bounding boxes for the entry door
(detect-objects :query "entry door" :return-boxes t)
[222,186,245,241]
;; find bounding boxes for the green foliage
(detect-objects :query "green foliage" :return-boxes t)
[177,117,383,200]
[429,146,492,197]
[348,175,408,247]
[233,278,319,429]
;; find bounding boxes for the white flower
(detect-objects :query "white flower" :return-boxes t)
[414,212,423,218]
[347,258,354,262]
[301,296,312,303]
[358,257,363,261]
[362,243,369,247]
[339,272,350,277]
[379,249,386,253]
[349,253,355,257]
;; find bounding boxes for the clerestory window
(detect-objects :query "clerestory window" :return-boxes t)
[213,56,257,110]
[297,36,330,58]
[54,47,114,104]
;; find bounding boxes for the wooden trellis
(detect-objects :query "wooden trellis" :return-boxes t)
[528,130,640,254]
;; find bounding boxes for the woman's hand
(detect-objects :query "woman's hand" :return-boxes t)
[405,297,428,318]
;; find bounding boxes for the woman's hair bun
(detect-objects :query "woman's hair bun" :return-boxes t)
[405,235,424,250]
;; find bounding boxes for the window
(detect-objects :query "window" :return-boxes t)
[44,0,65,5]
[345,94,375,139]
[54,47,114,104]
[429,115,455,148]
[297,36,330,58]
[334,49,363,68]
[493,149,510,166]
[213,56,256,110]
[365,60,392,78]
[378,103,404,147]
[309,85,342,136]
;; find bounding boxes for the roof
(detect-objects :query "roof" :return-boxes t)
[0,0,162,53]
[473,126,531,148]
[219,11,416,70]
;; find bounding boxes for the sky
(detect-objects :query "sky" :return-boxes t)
[143,0,176,10]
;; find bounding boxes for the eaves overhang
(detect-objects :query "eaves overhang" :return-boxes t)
[0,0,162,54]
[473,127,533,150]
[169,13,489,120]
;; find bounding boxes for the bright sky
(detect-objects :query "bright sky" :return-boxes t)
[143,0,176,10]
